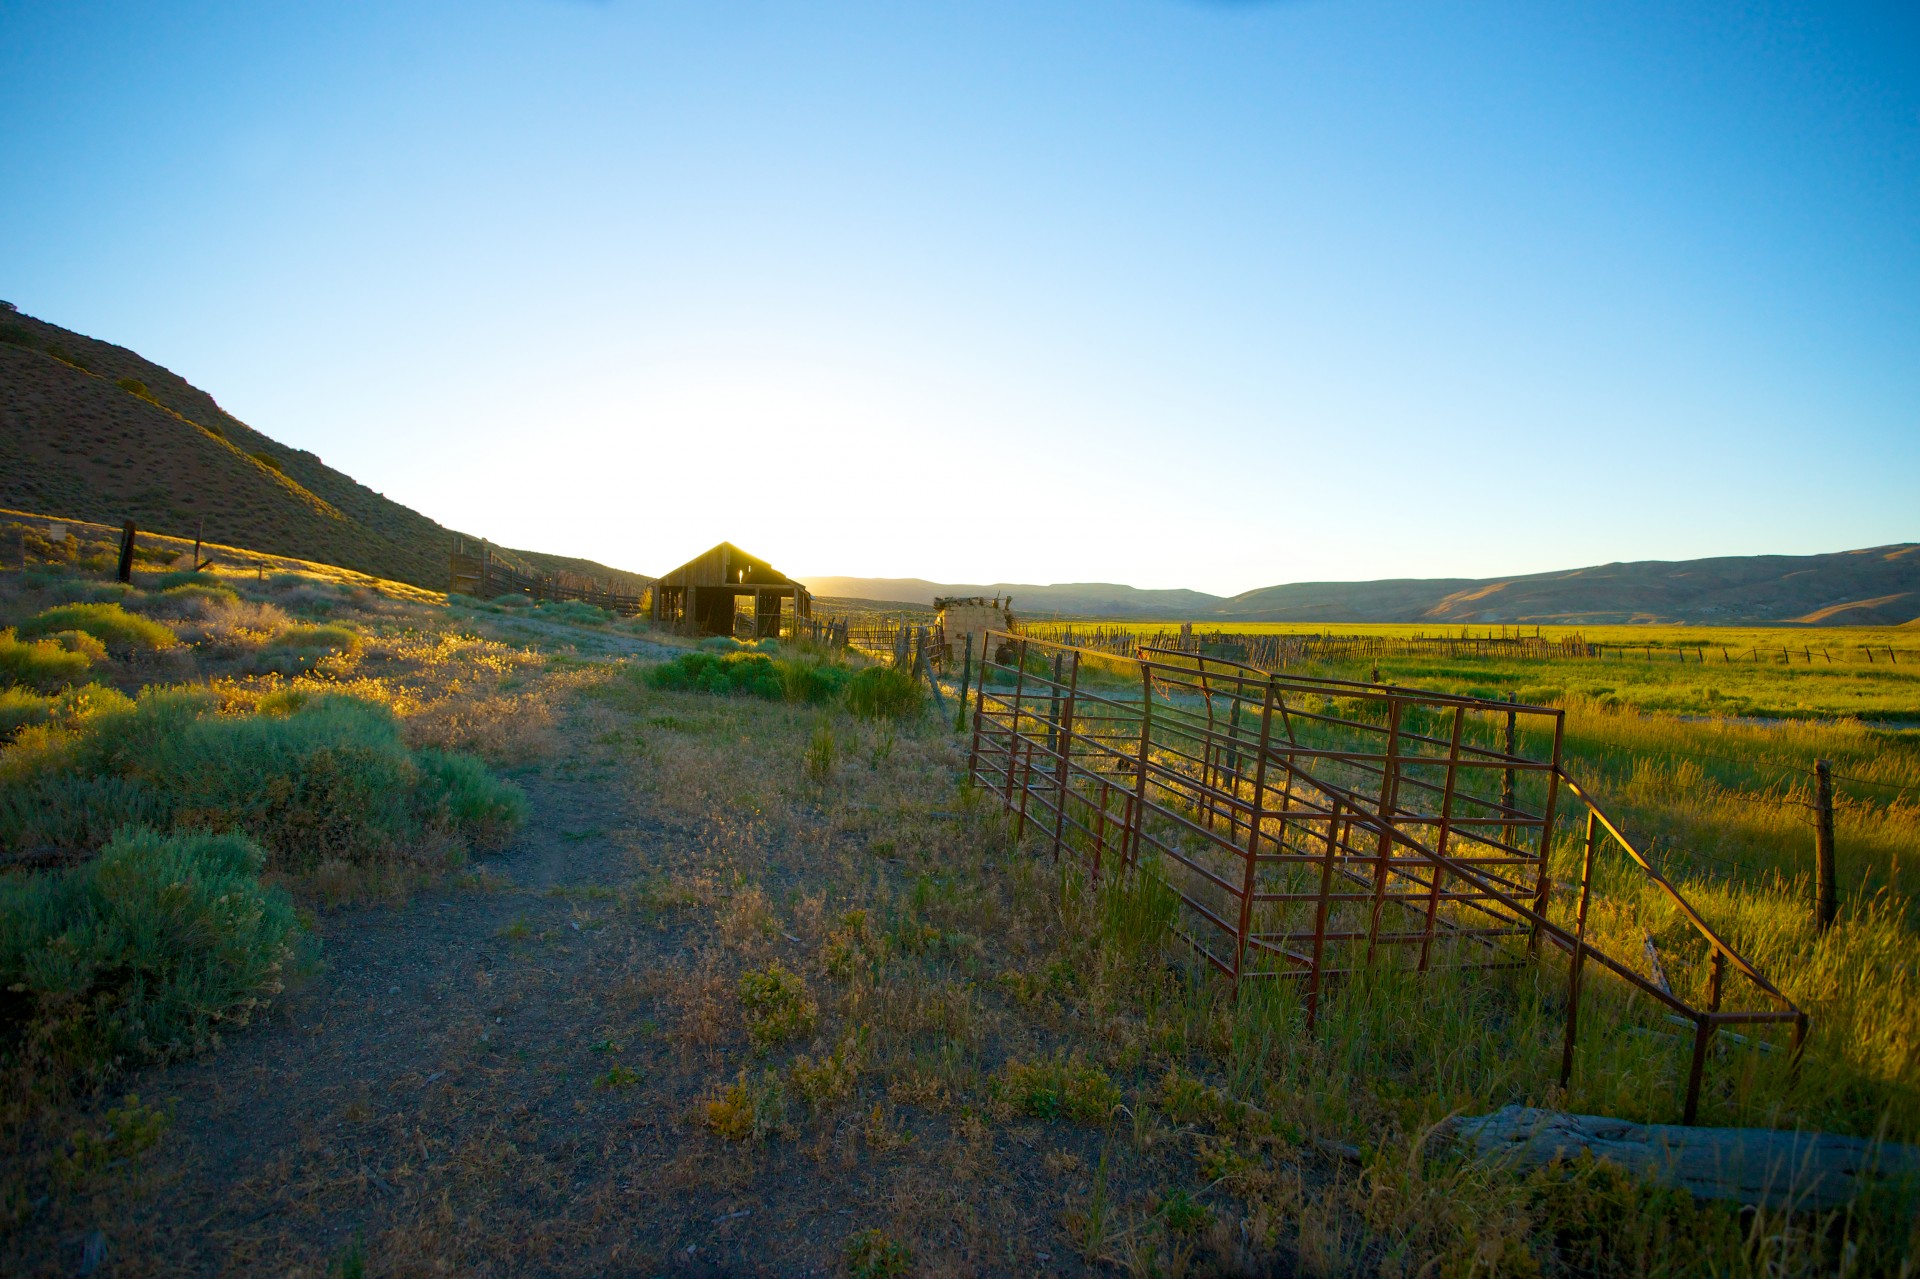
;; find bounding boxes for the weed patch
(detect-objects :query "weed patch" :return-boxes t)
[19,603,176,652]
[737,962,817,1050]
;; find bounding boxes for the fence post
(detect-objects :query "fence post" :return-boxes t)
[1232,681,1277,987]
[116,520,136,583]
[1364,697,1403,963]
[955,635,972,732]
[1049,650,1080,865]
[1127,661,1155,872]
[1814,760,1837,932]
[1560,812,1600,1092]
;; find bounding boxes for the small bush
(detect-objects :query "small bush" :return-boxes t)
[19,603,176,652]
[0,828,299,1090]
[789,1029,865,1112]
[0,683,132,742]
[250,451,283,472]
[51,630,109,662]
[0,690,525,871]
[156,582,240,610]
[528,601,611,626]
[844,1228,913,1279]
[845,666,924,720]
[736,962,818,1049]
[647,651,784,700]
[0,628,93,691]
[489,593,532,609]
[703,1068,786,1141]
[1001,1055,1120,1123]
[804,719,836,783]
[267,623,362,656]
[779,657,852,705]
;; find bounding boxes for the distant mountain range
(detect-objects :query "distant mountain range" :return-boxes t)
[0,304,649,593]
[7,304,1911,625]
[804,545,1920,627]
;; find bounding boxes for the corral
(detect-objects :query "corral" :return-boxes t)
[966,632,1806,1123]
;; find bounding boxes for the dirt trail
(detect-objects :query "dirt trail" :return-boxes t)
[30,693,1065,1278]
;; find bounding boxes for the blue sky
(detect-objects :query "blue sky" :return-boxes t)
[2,1,1915,593]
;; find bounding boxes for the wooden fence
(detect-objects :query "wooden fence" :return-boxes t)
[448,537,651,616]
[964,631,1804,1125]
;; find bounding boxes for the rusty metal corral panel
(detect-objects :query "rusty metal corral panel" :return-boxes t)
[964,631,1804,1126]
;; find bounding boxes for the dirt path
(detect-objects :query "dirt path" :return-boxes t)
[33,687,1087,1278]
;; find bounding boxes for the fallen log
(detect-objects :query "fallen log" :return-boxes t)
[1445,1105,1920,1211]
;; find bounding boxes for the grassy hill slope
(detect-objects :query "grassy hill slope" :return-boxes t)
[0,305,650,593]
[812,545,1920,625]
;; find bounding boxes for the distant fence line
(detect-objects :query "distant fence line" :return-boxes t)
[448,537,651,616]
[1020,624,1914,669]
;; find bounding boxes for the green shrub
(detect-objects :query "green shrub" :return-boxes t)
[844,1228,913,1279]
[0,690,525,871]
[51,630,109,662]
[19,603,176,651]
[528,600,611,626]
[778,657,852,705]
[0,827,299,1089]
[1000,1055,1120,1123]
[250,451,283,472]
[0,684,132,743]
[157,582,240,608]
[0,628,93,691]
[267,623,362,656]
[845,666,924,720]
[737,962,818,1049]
[489,593,532,609]
[647,651,784,700]
[0,688,51,740]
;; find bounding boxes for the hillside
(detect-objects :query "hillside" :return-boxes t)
[808,544,1920,625]
[0,304,651,593]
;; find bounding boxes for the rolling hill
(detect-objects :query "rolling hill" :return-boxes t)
[805,544,1920,626]
[0,304,650,593]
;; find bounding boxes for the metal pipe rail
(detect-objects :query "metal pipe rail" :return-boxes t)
[965,631,1806,1125]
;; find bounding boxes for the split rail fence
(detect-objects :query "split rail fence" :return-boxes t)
[964,631,1805,1125]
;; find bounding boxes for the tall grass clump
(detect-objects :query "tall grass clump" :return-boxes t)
[648,650,780,700]
[18,603,176,652]
[0,629,94,691]
[845,666,924,720]
[0,828,299,1091]
[0,690,525,870]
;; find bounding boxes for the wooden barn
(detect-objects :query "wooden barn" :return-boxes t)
[651,542,812,638]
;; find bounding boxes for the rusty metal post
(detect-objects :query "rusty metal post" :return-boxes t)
[1683,1017,1713,1125]
[1559,811,1600,1091]
[1012,640,1034,842]
[1707,950,1725,1012]
[1365,697,1404,964]
[1501,695,1517,850]
[1050,650,1080,865]
[1127,662,1155,872]
[1418,707,1467,972]
[955,635,972,732]
[1307,799,1342,1028]
[1231,681,1278,987]
[1003,638,1027,815]
[1529,711,1567,956]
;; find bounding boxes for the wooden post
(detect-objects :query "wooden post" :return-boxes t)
[193,519,203,571]
[1814,760,1837,932]
[116,520,136,583]
[954,635,972,732]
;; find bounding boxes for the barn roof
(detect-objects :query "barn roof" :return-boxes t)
[654,542,803,589]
